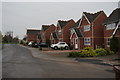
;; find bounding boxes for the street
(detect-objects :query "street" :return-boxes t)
[2,44,115,78]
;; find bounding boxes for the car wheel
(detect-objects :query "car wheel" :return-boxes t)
[65,46,69,50]
[54,46,58,50]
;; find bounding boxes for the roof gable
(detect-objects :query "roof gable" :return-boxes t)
[71,19,81,28]
[58,19,72,29]
[74,28,83,38]
[27,29,40,34]
[83,11,102,23]
[51,32,58,39]
[104,8,120,25]
[42,25,50,31]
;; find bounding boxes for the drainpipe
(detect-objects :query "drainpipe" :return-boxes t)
[92,23,94,49]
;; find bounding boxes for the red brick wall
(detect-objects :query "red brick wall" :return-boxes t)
[27,34,38,42]
[114,29,120,37]
[93,11,107,49]
[62,20,75,45]
[79,38,84,49]
[79,12,107,49]
[42,25,56,43]
[79,16,93,48]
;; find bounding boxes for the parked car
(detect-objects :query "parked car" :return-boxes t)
[51,42,69,50]
[28,41,33,46]
[38,42,49,48]
[31,42,38,47]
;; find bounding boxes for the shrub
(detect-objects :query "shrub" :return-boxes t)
[95,48,107,56]
[68,52,81,57]
[81,47,97,57]
[110,37,119,53]
[68,47,116,58]
[60,46,64,50]
[107,50,115,55]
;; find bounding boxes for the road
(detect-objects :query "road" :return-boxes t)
[2,44,115,78]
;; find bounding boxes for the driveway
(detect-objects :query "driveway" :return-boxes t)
[2,44,115,78]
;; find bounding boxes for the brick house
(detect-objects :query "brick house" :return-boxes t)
[103,8,120,50]
[26,29,41,42]
[41,24,56,43]
[70,19,84,49]
[72,11,107,50]
[55,19,75,45]
[50,31,58,44]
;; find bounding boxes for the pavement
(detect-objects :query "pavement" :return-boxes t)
[2,44,115,78]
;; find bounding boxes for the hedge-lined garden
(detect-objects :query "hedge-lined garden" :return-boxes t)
[69,47,115,57]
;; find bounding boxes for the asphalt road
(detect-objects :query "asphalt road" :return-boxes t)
[2,44,115,78]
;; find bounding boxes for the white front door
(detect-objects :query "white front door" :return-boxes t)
[75,38,78,49]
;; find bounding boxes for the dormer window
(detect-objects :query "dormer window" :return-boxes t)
[84,25,90,31]
[106,23,115,30]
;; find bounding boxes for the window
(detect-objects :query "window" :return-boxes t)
[58,30,62,34]
[107,38,111,47]
[106,23,116,30]
[59,42,65,45]
[84,38,91,45]
[84,25,90,31]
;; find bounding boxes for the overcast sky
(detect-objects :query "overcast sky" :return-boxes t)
[2,2,119,39]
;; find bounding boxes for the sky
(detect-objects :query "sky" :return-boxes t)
[2,1,119,39]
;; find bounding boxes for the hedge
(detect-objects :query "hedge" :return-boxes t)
[69,47,115,57]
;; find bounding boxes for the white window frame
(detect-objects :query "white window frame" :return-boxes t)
[107,38,111,47]
[106,23,116,30]
[84,38,91,45]
[84,25,90,31]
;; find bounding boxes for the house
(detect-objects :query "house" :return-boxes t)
[41,24,56,43]
[50,31,58,44]
[103,8,120,50]
[26,29,41,42]
[70,19,84,49]
[73,11,107,50]
[54,19,75,45]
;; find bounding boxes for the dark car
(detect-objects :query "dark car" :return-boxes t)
[38,42,49,48]
[31,42,38,48]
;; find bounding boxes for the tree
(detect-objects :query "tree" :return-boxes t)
[46,38,50,46]
[13,36,19,43]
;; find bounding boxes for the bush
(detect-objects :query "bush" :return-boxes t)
[81,47,97,57]
[69,47,97,57]
[69,52,81,57]
[60,46,64,50]
[95,48,108,56]
[68,47,116,58]
[110,37,119,53]
[107,50,115,55]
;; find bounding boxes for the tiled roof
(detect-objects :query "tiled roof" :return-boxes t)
[52,32,58,39]
[71,19,81,28]
[42,25,50,31]
[58,19,71,28]
[103,8,120,25]
[74,28,83,38]
[27,29,40,34]
[83,11,103,23]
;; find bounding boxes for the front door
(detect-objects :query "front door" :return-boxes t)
[75,38,78,49]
